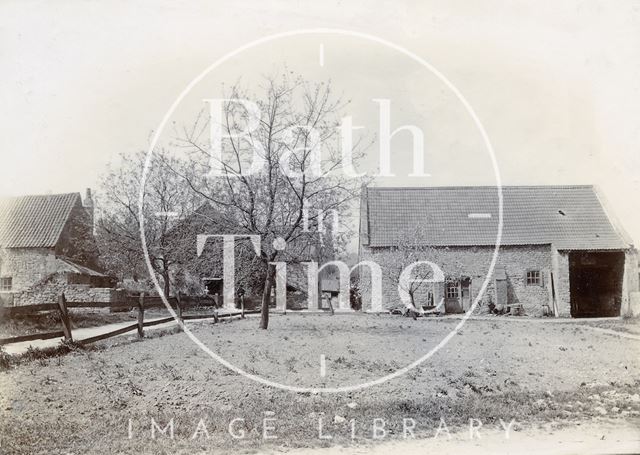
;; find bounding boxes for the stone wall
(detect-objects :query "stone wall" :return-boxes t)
[628,292,640,318]
[14,284,123,306]
[358,244,556,316]
[11,272,124,306]
[65,285,124,303]
[555,251,571,316]
[0,248,60,293]
[622,249,640,317]
[626,250,640,294]
[0,248,122,306]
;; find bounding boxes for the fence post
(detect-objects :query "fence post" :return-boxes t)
[57,293,72,342]
[240,295,245,319]
[137,292,145,338]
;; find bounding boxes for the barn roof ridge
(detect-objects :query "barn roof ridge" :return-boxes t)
[362,185,632,250]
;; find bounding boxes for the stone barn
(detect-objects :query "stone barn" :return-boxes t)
[358,185,639,317]
[0,190,117,306]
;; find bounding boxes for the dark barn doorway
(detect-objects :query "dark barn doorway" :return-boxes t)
[569,251,624,317]
[203,278,223,296]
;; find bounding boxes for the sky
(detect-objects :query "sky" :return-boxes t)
[1,0,639,245]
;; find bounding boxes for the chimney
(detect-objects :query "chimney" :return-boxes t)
[84,188,94,233]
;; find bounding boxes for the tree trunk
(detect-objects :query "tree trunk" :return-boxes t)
[259,263,275,329]
[409,291,417,320]
[162,269,171,298]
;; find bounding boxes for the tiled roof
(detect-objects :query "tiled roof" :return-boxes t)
[0,193,81,248]
[363,185,631,250]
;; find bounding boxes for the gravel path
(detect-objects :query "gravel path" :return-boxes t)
[269,420,640,455]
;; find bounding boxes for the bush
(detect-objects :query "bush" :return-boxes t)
[0,346,13,371]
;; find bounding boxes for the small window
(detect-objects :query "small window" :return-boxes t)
[0,277,12,292]
[446,282,459,299]
[526,270,542,286]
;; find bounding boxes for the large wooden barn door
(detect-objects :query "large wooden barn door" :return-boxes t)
[461,277,472,311]
[495,267,508,308]
[569,251,624,317]
[495,279,508,307]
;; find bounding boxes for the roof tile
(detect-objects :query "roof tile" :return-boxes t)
[0,193,81,248]
[364,185,630,250]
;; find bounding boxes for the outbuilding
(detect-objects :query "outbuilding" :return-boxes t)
[358,185,639,317]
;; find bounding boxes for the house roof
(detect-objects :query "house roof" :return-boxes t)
[57,257,107,277]
[0,193,81,248]
[362,185,632,250]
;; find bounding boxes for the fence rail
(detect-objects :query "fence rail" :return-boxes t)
[78,323,140,345]
[0,295,220,318]
[0,330,65,346]
[0,293,256,347]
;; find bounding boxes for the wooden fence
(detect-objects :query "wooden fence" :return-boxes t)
[0,293,257,347]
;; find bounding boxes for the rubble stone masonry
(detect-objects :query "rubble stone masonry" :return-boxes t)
[0,249,122,306]
[358,244,569,316]
[11,272,123,306]
[0,248,60,293]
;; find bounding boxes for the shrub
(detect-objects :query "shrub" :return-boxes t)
[0,346,13,371]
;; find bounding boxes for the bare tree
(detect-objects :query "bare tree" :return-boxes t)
[169,73,368,329]
[166,202,268,297]
[96,150,200,296]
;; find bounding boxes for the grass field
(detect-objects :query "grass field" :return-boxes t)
[0,314,639,454]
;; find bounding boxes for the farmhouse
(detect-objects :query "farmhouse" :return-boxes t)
[358,185,639,317]
[0,190,116,306]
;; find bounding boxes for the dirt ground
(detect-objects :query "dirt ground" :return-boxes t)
[581,318,640,336]
[0,314,639,454]
[272,420,640,455]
